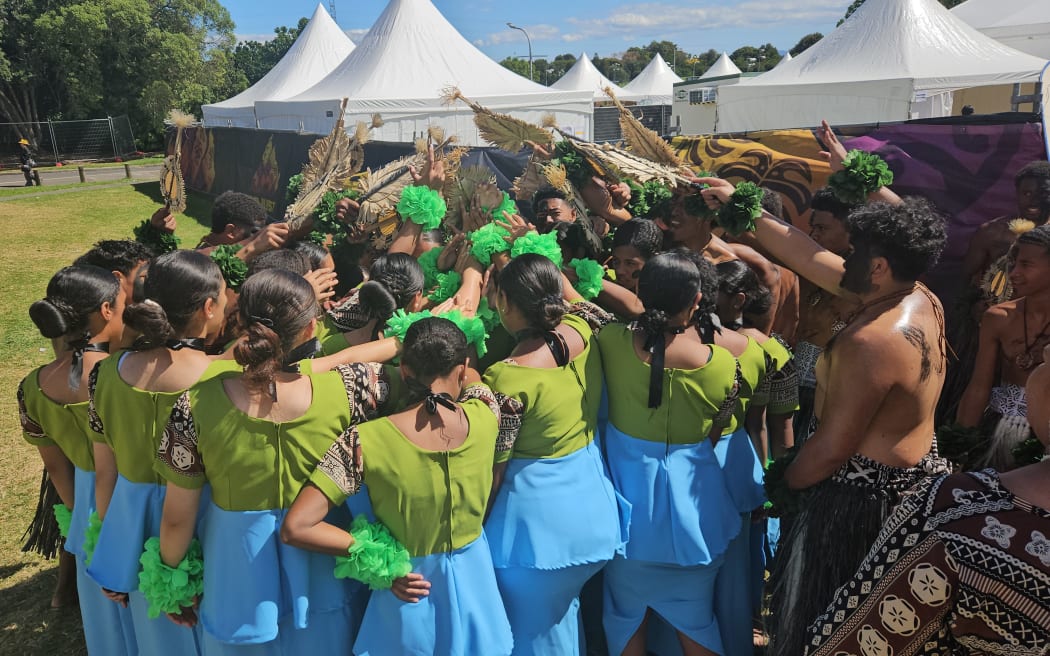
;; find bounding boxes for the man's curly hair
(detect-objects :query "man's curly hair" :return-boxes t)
[846,197,946,282]
[211,191,267,233]
[75,239,154,275]
[810,187,858,222]
[1015,160,1050,188]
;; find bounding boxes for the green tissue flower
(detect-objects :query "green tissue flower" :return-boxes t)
[717,181,763,236]
[442,310,489,358]
[827,150,893,204]
[384,309,434,343]
[468,223,511,267]
[83,511,102,565]
[210,244,248,292]
[483,192,519,222]
[428,271,462,304]
[511,231,563,267]
[138,537,204,618]
[475,298,500,332]
[418,247,444,290]
[53,503,71,539]
[397,186,446,230]
[334,516,413,590]
[133,218,181,255]
[569,258,604,300]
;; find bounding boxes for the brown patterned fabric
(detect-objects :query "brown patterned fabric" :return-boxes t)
[86,362,104,435]
[807,470,1050,656]
[156,392,204,478]
[315,425,363,499]
[567,300,614,334]
[334,362,392,424]
[326,289,372,333]
[17,381,46,440]
[461,385,519,455]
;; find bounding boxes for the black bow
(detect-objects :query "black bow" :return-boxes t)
[68,340,110,390]
[165,338,206,352]
[424,391,458,414]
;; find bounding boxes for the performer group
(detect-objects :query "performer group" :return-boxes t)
[17,106,1050,656]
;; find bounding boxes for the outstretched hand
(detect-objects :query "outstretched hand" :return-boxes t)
[335,197,361,224]
[150,207,177,233]
[817,119,848,172]
[304,267,339,303]
[165,597,200,628]
[495,211,533,244]
[408,144,445,191]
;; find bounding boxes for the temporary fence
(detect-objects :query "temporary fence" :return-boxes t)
[0,116,137,168]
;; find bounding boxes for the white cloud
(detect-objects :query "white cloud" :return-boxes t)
[234,32,274,44]
[474,23,561,46]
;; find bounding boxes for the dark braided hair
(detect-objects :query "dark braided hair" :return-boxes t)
[123,250,223,346]
[637,252,701,407]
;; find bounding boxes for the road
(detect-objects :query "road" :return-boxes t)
[0,164,163,188]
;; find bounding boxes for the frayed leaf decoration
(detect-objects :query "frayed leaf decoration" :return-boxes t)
[626,179,674,220]
[444,87,552,153]
[1009,218,1037,236]
[604,86,681,167]
[717,181,763,236]
[134,218,181,255]
[210,244,248,292]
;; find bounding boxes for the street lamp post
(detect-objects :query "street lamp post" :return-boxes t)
[506,22,533,81]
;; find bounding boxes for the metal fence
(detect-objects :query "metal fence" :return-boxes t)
[593,104,674,143]
[0,116,137,168]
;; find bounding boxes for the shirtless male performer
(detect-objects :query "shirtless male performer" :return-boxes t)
[697,122,950,656]
[957,225,1050,469]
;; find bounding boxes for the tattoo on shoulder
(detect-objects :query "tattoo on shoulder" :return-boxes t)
[900,326,932,382]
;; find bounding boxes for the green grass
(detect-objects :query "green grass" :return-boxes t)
[0,179,156,198]
[0,156,165,175]
[0,183,209,655]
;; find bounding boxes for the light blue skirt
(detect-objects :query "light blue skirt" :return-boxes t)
[713,427,766,513]
[195,503,366,650]
[73,521,138,655]
[601,424,741,566]
[486,440,628,570]
[67,466,96,560]
[87,475,204,655]
[603,555,725,656]
[354,533,513,656]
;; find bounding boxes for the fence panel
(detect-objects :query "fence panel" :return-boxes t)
[0,116,138,168]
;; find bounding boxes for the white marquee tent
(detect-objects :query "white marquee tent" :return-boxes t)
[715,0,1047,133]
[771,52,793,70]
[952,0,1050,59]
[202,4,354,128]
[621,53,682,105]
[254,0,594,145]
[700,52,742,81]
[551,53,638,101]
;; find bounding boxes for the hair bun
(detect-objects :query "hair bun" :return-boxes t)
[358,280,398,321]
[638,307,669,335]
[29,298,71,339]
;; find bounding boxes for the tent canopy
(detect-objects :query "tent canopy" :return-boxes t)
[952,0,1050,59]
[202,4,354,128]
[699,52,742,81]
[254,0,593,144]
[551,53,637,101]
[771,52,793,69]
[716,0,1046,132]
[622,53,682,105]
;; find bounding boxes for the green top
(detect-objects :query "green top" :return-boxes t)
[18,368,95,471]
[737,337,769,401]
[311,385,506,557]
[87,352,241,484]
[316,315,351,356]
[154,362,393,511]
[598,323,739,443]
[482,313,602,461]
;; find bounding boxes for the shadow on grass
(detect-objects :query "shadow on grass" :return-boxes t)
[0,566,85,656]
[129,182,213,235]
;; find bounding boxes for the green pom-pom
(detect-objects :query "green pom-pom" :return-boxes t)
[626,180,674,220]
[83,511,102,566]
[384,309,434,343]
[428,271,462,303]
[334,516,413,590]
[397,186,446,230]
[764,447,804,518]
[418,247,444,290]
[210,244,248,292]
[511,231,563,267]
[475,298,500,332]
[717,181,763,236]
[133,218,181,255]
[569,258,604,300]
[442,310,489,358]
[285,173,303,205]
[53,503,71,539]
[828,150,893,204]
[468,223,511,267]
[138,536,204,618]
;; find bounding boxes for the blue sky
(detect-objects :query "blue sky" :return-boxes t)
[225,0,849,62]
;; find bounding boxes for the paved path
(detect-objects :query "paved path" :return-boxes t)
[0,164,162,188]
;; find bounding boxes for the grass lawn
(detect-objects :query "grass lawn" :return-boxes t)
[0,179,157,198]
[0,155,165,176]
[0,182,210,655]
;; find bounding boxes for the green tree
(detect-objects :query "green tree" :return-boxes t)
[233,18,308,86]
[790,32,823,56]
[1,0,240,149]
[730,44,780,72]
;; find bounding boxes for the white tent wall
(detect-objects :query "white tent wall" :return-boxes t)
[953,0,1050,59]
[715,0,1045,133]
[202,4,355,128]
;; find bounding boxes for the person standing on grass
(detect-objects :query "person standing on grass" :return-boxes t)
[19,137,37,186]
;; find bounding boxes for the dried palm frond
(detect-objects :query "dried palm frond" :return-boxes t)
[511,155,548,202]
[1009,218,1037,235]
[284,99,383,233]
[160,109,195,213]
[414,137,428,154]
[442,86,552,153]
[427,125,446,144]
[604,86,682,168]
